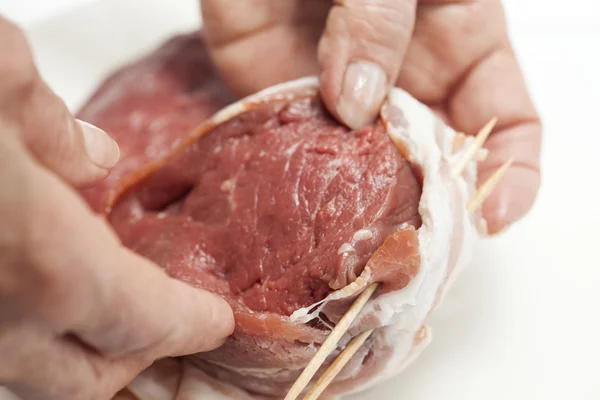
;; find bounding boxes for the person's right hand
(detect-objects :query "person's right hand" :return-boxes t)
[200,0,542,234]
[0,17,234,400]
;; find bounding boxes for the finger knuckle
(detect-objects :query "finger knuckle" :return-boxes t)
[329,0,415,70]
[359,6,410,43]
[0,16,39,101]
[343,0,415,36]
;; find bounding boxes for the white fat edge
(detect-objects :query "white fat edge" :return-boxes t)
[356,87,452,386]
[336,228,374,259]
[203,362,297,379]
[337,243,356,255]
[127,358,183,400]
[424,122,479,301]
[437,131,480,299]
[175,362,262,400]
[199,76,320,134]
[290,267,372,323]
[339,88,478,394]
[385,324,433,379]
[353,228,374,241]
[447,133,473,164]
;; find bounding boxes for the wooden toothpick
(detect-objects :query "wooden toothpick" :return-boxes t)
[467,158,513,213]
[302,329,375,400]
[286,138,513,400]
[284,283,379,400]
[453,117,498,177]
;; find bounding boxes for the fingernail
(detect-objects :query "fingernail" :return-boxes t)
[336,60,388,130]
[484,186,525,235]
[77,119,120,169]
[481,165,540,235]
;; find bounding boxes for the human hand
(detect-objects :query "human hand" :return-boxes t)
[199,0,542,233]
[0,17,234,400]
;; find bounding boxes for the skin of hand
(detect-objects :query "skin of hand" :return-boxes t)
[0,17,234,400]
[200,0,542,234]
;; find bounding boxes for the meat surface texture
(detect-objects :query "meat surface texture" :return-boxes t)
[109,94,423,317]
[79,33,481,400]
[77,33,236,212]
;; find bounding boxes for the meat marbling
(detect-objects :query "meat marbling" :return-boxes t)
[78,32,482,399]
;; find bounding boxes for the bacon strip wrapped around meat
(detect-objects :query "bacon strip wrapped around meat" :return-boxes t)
[77,33,484,400]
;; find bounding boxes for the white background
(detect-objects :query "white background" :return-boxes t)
[1,1,599,399]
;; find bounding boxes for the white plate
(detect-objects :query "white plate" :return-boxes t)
[2,0,600,399]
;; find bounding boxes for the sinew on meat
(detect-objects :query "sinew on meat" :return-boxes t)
[78,33,483,399]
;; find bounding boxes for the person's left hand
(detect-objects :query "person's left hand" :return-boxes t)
[0,17,233,400]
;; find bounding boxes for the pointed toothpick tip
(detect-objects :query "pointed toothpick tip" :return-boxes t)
[302,329,375,400]
[467,158,514,213]
[481,116,499,136]
[284,283,379,400]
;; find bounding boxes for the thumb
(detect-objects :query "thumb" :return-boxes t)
[0,16,119,188]
[318,0,417,130]
[20,81,120,187]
